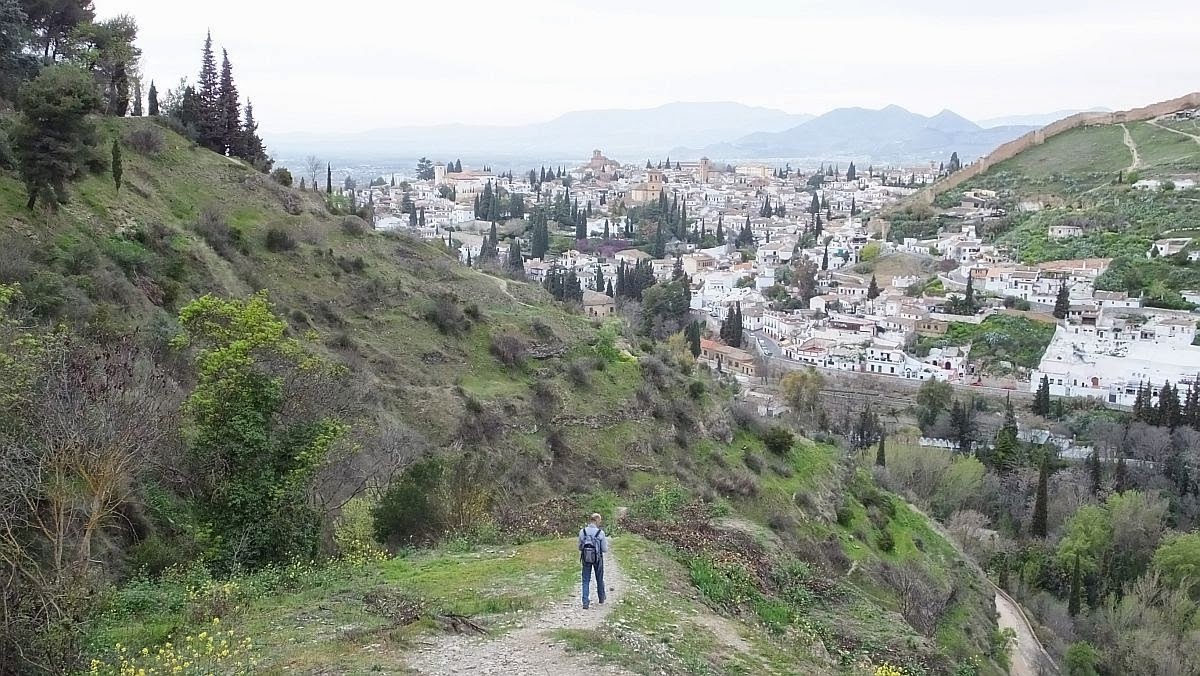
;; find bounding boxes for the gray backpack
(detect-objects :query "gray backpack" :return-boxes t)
[580,526,602,564]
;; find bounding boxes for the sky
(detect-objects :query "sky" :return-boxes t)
[97,0,1198,134]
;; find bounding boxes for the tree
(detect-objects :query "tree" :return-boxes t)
[821,244,829,271]
[147,79,158,115]
[238,99,269,169]
[867,275,880,299]
[1033,375,1051,416]
[916,379,953,430]
[1152,532,1200,595]
[302,155,322,190]
[948,151,961,172]
[686,320,701,357]
[1054,282,1070,319]
[846,162,856,181]
[416,157,434,180]
[110,136,121,192]
[506,237,524,273]
[174,293,350,567]
[949,399,975,454]
[1087,446,1102,494]
[1068,554,1082,616]
[217,49,240,155]
[130,76,142,116]
[13,64,101,210]
[1031,454,1050,538]
[780,368,825,428]
[875,434,886,467]
[197,31,221,150]
[22,0,95,59]
[326,162,332,194]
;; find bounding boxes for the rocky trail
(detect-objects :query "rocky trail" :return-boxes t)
[406,550,634,676]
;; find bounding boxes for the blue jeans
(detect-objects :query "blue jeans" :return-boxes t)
[582,557,605,608]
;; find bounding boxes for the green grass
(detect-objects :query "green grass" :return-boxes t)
[916,314,1056,374]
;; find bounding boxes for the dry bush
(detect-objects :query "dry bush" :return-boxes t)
[341,216,369,237]
[423,293,471,336]
[489,333,528,367]
[713,471,759,497]
[565,359,592,388]
[193,207,241,258]
[0,336,177,673]
[123,126,165,155]
[265,226,297,252]
[877,561,957,637]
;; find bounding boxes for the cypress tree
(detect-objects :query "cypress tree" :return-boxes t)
[1053,282,1070,319]
[239,100,267,168]
[1033,375,1051,416]
[821,245,829,271]
[715,216,724,244]
[326,163,332,194]
[1087,447,1102,494]
[147,80,159,116]
[1115,451,1128,492]
[687,321,701,357]
[1031,454,1049,538]
[217,49,240,155]
[875,434,886,467]
[111,137,122,192]
[603,218,610,239]
[593,265,604,292]
[1068,554,1082,616]
[507,237,523,273]
[605,279,614,297]
[867,275,880,299]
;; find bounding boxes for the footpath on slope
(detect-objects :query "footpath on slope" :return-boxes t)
[406,548,634,676]
[902,502,1058,675]
[1120,123,1142,171]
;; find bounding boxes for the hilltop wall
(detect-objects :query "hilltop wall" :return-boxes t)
[914,92,1200,203]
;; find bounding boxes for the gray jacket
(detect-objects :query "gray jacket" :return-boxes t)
[578,524,609,557]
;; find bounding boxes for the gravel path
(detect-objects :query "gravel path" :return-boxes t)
[406,550,634,676]
[995,588,1056,676]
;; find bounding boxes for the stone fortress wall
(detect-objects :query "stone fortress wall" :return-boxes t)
[914,92,1200,204]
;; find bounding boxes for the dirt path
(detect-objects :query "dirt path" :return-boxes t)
[406,550,634,676]
[995,588,1056,676]
[1149,117,1200,146]
[1120,123,1142,171]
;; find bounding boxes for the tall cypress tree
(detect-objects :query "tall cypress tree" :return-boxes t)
[111,137,122,192]
[507,237,523,273]
[1087,447,1102,494]
[1053,282,1070,319]
[1031,455,1050,538]
[197,31,221,150]
[1033,376,1051,416]
[1068,554,1082,616]
[326,163,332,194]
[147,80,159,116]
[217,49,240,155]
[875,435,886,467]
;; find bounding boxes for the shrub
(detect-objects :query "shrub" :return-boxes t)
[270,167,293,187]
[333,495,386,563]
[630,483,688,521]
[424,293,471,335]
[0,126,13,169]
[1065,642,1101,676]
[123,126,165,155]
[689,556,757,610]
[264,226,296,252]
[876,529,896,552]
[565,359,592,387]
[193,207,241,257]
[340,216,368,236]
[687,380,705,400]
[743,452,765,474]
[489,333,528,367]
[373,458,446,545]
[760,426,795,455]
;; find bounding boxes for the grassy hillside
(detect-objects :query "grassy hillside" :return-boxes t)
[1,118,1005,675]
[932,116,1200,303]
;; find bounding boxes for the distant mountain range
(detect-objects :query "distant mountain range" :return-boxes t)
[268,101,1108,166]
[683,105,1042,164]
[267,102,812,162]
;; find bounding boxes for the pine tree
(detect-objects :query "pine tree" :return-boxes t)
[1053,282,1070,319]
[239,100,268,169]
[1031,454,1050,538]
[875,434,886,467]
[867,275,880,299]
[147,80,159,116]
[197,31,221,150]
[111,137,122,192]
[216,50,240,155]
[1068,554,1082,617]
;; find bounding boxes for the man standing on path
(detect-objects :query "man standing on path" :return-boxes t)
[578,513,609,609]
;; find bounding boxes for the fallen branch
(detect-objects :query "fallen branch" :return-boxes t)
[434,613,487,634]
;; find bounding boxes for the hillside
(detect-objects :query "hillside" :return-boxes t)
[0,118,1010,675]
[919,96,1200,304]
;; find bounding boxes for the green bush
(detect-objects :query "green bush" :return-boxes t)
[264,226,296,252]
[759,426,795,456]
[876,529,896,552]
[689,556,757,609]
[373,457,447,545]
[1065,641,1101,676]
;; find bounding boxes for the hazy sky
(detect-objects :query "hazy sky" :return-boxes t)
[98,0,1198,134]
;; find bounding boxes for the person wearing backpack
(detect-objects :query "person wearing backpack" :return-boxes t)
[578,513,609,609]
